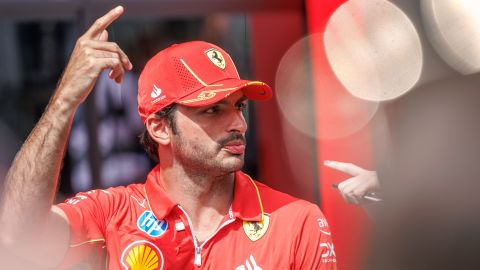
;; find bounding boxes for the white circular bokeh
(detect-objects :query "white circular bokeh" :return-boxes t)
[324,0,423,101]
[275,34,379,140]
[421,0,480,75]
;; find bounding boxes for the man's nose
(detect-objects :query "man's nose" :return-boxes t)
[228,110,248,133]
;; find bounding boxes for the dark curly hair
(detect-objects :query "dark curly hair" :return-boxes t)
[139,104,177,162]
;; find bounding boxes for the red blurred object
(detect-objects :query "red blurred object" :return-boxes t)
[307,0,373,269]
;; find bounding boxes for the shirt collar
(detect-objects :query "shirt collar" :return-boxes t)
[231,171,264,222]
[144,165,177,220]
[145,166,263,222]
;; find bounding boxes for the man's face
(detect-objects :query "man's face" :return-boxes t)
[170,91,248,176]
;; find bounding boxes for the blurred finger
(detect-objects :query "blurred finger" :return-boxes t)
[115,74,123,84]
[338,182,353,204]
[352,193,364,205]
[337,178,355,191]
[108,63,124,83]
[84,6,124,39]
[89,50,119,59]
[108,70,123,84]
[93,57,122,76]
[88,40,132,70]
[324,160,365,176]
[346,194,359,204]
[351,197,360,204]
[339,182,360,204]
[112,71,124,84]
[340,191,353,204]
[345,190,361,204]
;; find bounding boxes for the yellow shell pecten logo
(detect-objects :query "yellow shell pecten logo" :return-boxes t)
[121,240,164,270]
[243,214,270,242]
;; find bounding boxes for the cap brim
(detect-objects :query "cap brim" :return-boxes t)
[176,78,272,107]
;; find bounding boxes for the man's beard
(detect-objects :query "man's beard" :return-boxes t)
[172,132,246,177]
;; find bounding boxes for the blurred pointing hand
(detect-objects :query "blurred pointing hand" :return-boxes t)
[324,160,380,205]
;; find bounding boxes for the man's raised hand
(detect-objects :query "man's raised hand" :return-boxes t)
[56,6,132,107]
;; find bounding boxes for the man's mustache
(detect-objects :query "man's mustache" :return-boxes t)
[218,133,246,147]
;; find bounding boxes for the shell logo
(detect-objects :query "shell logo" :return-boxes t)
[120,240,164,270]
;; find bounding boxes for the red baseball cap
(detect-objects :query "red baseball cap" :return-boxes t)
[138,41,272,123]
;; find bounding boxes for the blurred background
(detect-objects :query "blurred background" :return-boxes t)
[1,0,480,269]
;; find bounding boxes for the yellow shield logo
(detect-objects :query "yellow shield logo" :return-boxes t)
[243,214,270,242]
[206,49,226,70]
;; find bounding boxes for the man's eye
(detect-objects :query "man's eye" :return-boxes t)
[237,102,247,111]
[205,106,219,114]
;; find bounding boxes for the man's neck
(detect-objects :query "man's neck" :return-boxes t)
[158,165,235,244]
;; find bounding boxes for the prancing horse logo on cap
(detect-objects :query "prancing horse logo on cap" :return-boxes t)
[206,48,226,70]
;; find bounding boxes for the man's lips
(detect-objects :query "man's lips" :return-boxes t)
[222,140,246,154]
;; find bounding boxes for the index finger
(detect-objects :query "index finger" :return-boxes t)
[323,160,365,176]
[84,6,124,39]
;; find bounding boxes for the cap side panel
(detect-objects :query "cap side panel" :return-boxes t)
[179,58,222,87]
[172,57,203,97]
[224,52,241,78]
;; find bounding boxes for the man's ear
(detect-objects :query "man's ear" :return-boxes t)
[145,114,171,146]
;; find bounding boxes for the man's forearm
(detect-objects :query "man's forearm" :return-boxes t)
[0,7,130,267]
[0,92,76,242]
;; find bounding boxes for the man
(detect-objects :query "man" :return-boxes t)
[0,6,336,269]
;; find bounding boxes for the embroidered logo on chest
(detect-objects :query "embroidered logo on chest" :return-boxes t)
[137,211,168,237]
[242,214,270,241]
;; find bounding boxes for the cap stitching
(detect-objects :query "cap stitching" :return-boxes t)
[178,86,245,104]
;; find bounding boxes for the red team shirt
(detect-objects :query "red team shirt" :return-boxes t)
[57,166,337,269]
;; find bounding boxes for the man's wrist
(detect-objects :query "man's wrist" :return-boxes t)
[47,89,81,121]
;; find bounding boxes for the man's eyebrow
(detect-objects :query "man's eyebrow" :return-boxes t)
[211,100,228,106]
[212,96,248,106]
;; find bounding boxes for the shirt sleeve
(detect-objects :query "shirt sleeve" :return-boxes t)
[55,188,118,268]
[293,203,337,270]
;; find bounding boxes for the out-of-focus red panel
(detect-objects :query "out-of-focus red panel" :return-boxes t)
[250,11,320,203]
[306,0,373,269]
